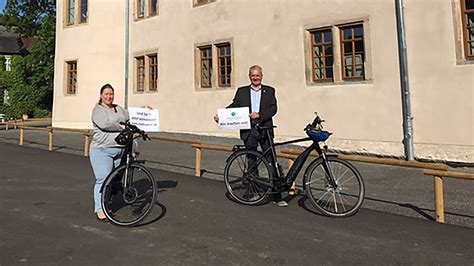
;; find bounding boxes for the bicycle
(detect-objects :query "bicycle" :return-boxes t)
[224,113,365,217]
[100,121,157,226]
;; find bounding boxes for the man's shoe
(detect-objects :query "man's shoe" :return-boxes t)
[249,194,260,201]
[275,200,288,207]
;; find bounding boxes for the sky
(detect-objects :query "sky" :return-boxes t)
[0,0,6,14]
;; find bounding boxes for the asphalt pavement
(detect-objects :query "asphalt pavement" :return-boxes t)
[1,128,473,229]
[0,141,474,265]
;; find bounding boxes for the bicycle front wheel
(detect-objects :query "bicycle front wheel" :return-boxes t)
[101,163,157,226]
[303,157,365,217]
[224,150,273,205]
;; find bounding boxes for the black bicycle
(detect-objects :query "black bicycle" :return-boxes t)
[224,113,365,217]
[101,121,157,226]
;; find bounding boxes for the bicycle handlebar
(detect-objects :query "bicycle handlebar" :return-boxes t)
[304,112,325,132]
[254,124,276,131]
[120,120,151,141]
[255,112,325,133]
[311,113,324,127]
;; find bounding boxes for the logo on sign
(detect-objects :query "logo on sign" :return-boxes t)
[231,112,236,116]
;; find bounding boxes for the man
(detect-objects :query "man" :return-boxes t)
[214,65,287,207]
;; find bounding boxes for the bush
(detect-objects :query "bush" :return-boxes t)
[32,108,51,118]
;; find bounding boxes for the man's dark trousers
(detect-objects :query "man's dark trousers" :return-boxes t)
[244,127,283,202]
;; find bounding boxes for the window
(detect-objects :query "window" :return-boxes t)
[199,46,213,88]
[136,56,145,92]
[195,41,233,89]
[66,61,77,94]
[461,0,474,59]
[137,0,145,18]
[148,54,158,91]
[310,29,333,82]
[340,24,365,80]
[305,21,369,85]
[217,43,232,87]
[136,0,158,19]
[66,0,75,26]
[149,0,158,16]
[64,0,88,26]
[193,0,215,7]
[79,0,88,23]
[134,53,159,92]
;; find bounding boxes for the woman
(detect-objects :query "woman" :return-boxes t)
[90,84,129,222]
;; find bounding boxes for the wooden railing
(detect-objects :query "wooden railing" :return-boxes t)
[49,127,92,156]
[423,169,474,223]
[1,118,52,130]
[10,126,473,224]
[16,127,207,157]
[280,149,474,224]
[280,148,448,170]
[149,135,200,145]
[1,119,23,130]
[190,143,298,178]
[18,125,92,156]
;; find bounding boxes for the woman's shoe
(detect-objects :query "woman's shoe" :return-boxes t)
[96,216,109,223]
[96,211,109,222]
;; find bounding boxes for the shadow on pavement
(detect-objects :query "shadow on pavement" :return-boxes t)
[107,179,178,227]
[135,179,179,226]
[146,159,197,172]
[1,137,85,153]
[138,202,167,227]
[157,179,178,189]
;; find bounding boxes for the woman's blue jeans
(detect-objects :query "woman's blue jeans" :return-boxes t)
[89,147,122,213]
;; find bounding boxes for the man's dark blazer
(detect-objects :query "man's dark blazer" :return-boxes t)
[227,84,277,140]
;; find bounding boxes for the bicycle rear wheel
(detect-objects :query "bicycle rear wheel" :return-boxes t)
[224,150,273,205]
[101,163,157,226]
[303,157,365,217]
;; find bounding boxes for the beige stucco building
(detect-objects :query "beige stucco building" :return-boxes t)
[53,0,474,163]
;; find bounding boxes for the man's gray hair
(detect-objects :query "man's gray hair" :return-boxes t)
[248,65,263,75]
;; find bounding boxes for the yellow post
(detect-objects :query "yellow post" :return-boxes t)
[288,158,294,168]
[434,175,445,223]
[48,128,53,151]
[20,127,24,146]
[195,146,202,177]
[288,158,297,195]
[84,133,91,157]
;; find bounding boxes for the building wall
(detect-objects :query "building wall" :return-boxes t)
[53,0,127,128]
[403,0,474,161]
[53,0,474,162]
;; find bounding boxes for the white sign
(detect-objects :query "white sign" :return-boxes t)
[217,107,251,130]
[128,107,160,132]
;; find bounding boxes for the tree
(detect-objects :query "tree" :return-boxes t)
[2,0,55,36]
[0,0,55,118]
[0,14,7,25]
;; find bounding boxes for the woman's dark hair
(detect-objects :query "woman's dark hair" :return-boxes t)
[98,83,114,104]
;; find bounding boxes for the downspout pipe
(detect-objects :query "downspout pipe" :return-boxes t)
[395,0,415,161]
[124,0,130,109]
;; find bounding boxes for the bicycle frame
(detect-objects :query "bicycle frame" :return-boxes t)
[118,136,143,190]
[245,129,337,191]
[100,122,157,226]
